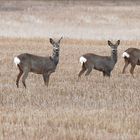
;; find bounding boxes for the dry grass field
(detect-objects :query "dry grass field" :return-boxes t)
[0,0,140,140]
[0,38,140,140]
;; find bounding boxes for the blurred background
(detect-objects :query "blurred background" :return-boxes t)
[0,0,140,40]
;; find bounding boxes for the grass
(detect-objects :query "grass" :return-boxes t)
[0,37,140,140]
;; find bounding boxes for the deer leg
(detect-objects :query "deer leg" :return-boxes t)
[130,63,136,77]
[78,65,86,77]
[103,71,106,77]
[43,73,51,87]
[104,70,111,77]
[85,67,92,76]
[22,70,29,88]
[106,72,111,77]
[46,75,50,87]
[16,70,23,88]
[122,60,129,74]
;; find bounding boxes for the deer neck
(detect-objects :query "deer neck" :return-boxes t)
[51,49,59,65]
[111,50,117,63]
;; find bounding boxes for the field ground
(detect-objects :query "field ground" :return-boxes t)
[0,0,140,140]
[0,38,140,140]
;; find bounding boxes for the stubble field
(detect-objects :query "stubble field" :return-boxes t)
[0,0,140,140]
[0,38,140,140]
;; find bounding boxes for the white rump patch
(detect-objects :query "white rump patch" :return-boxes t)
[79,56,87,65]
[14,57,20,66]
[122,52,130,58]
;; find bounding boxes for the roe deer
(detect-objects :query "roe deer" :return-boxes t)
[122,48,140,76]
[78,40,120,77]
[14,37,63,88]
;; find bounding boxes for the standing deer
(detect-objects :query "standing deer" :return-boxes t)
[122,48,140,76]
[14,37,63,88]
[78,40,120,77]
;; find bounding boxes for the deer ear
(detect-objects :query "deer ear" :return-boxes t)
[108,40,113,46]
[116,40,120,46]
[58,37,63,44]
[50,38,55,44]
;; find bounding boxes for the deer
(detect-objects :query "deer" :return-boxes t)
[78,40,120,78]
[14,37,63,88]
[122,48,140,76]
